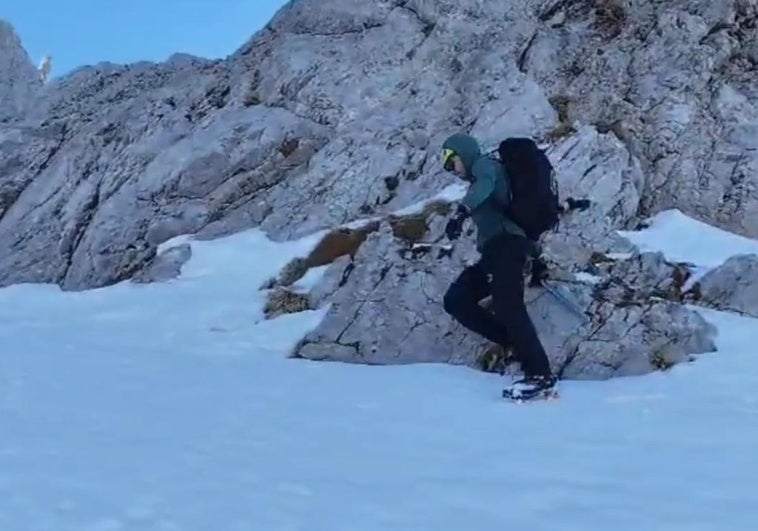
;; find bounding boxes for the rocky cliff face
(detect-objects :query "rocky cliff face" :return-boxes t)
[0,20,41,121]
[2,0,757,290]
[0,54,329,288]
[1,0,756,379]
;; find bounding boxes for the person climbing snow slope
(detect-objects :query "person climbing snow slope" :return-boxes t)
[440,132,589,400]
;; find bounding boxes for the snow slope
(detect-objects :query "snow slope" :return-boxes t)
[1,210,757,531]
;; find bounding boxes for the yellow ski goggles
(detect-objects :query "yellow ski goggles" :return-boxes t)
[441,148,456,171]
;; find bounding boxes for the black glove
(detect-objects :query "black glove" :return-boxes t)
[445,215,464,240]
[566,197,591,211]
[445,205,468,241]
[528,256,549,287]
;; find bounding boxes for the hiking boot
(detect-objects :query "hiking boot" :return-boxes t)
[502,374,558,401]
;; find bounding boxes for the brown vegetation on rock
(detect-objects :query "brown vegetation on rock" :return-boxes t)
[275,198,455,288]
[264,287,312,319]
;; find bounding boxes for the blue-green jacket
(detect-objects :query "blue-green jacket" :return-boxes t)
[442,133,525,251]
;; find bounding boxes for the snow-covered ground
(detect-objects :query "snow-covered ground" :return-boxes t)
[1,210,757,531]
[619,208,758,286]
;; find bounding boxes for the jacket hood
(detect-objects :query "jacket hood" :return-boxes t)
[442,133,481,176]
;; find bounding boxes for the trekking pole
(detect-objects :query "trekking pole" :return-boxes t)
[539,279,591,323]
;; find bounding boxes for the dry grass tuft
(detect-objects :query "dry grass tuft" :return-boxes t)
[264,287,312,319]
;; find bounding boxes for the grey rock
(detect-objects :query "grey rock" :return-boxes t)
[309,254,354,307]
[538,125,644,270]
[132,243,192,283]
[694,254,758,317]
[293,220,716,380]
[0,20,41,120]
[286,165,717,380]
[296,222,491,366]
[521,0,758,238]
[2,0,757,290]
[560,299,717,380]
[0,73,329,289]
[586,250,695,304]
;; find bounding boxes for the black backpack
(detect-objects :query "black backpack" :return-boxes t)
[496,137,560,241]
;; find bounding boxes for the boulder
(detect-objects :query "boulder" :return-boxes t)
[691,254,758,318]
[291,220,716,380]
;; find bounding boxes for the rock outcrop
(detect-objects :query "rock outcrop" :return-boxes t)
[0,20,41,120]
[691,254,758,318]
[522,0,758,237]
[291,218,718,379]
[132,243,192,284]
[0,55,330,289]
[284,176,717,380]
[1,0,757,290]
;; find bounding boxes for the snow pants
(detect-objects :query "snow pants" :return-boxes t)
[443,233,552,378]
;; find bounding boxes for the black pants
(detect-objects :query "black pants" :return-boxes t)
[443,233,552,378]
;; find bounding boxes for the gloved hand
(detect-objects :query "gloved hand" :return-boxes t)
[528,256,549,287]
[567,197,591,211]
[445,205,468,241]
[445,215,464,240]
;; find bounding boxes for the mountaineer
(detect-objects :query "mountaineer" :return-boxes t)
[440,133,589,400]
